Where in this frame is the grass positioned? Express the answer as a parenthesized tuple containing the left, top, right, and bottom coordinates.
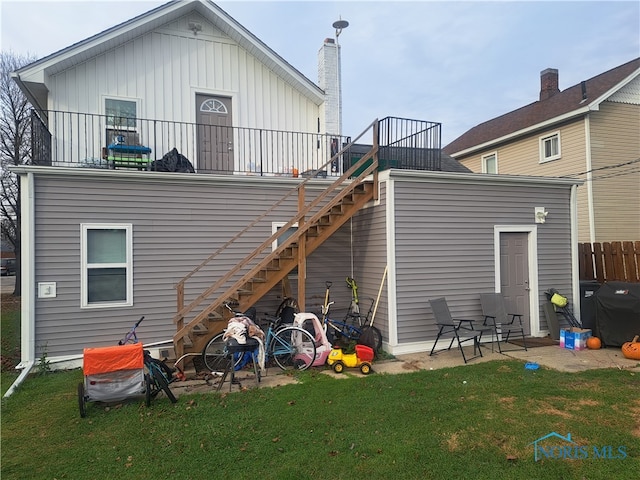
(1, 297, 639, 479)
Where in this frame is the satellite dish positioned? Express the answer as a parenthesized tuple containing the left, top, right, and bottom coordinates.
(332, 19, 349, 30)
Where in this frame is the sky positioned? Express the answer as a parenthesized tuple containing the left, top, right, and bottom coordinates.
(1, 0, 638, 146)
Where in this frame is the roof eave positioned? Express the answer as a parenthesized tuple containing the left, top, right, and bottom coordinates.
(13, 0, 325, 105)
(450, 66, 640, 158)
(449, 106, 591, 158)
(387, 168, 583, 188)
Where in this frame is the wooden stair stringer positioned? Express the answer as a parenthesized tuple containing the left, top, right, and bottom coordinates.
(174, 180, 375, 352)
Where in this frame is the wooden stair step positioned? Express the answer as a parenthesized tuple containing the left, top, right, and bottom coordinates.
(191, 323, 210, 335)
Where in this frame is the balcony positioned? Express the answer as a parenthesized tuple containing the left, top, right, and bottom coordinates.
(31, 110, 442, 176)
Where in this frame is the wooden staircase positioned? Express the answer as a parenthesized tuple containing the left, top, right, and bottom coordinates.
(172, 122, 380, 360)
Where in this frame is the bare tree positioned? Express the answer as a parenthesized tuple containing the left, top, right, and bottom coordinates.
(1, 51, 36, 296)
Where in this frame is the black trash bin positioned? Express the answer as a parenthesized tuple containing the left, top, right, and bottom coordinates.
(580, 280, 601, 333)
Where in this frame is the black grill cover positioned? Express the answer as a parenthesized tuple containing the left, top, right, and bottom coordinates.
(594, 282, 640, 347)
(149, 148, 195, 173)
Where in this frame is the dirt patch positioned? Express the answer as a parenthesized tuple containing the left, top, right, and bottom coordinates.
(401, 360, 423, 371)
(444, 432, 461, 452)
(1, 293, 21, 310)
(630, 399, 640, 438)
(530, 399, 574, 419)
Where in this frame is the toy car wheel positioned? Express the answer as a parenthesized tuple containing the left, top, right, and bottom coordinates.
(77, 382, 86, 418)
(360, 363, 372, 375)
(333, 361, 345, 374)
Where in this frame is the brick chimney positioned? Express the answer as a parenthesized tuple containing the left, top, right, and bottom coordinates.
(540, 68, 559, 101)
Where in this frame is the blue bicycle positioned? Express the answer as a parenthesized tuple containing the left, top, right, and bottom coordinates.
(202, 303, 317, 373)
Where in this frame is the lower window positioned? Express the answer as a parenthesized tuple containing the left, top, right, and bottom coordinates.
(81, 224, 133, 308)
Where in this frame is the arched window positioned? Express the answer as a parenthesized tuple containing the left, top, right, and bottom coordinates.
(200, 99, 228, 114)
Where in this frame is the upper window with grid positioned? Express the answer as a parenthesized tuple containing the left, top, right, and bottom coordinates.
(539, 132, 561, 163)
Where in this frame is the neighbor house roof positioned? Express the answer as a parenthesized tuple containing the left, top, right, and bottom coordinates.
(444, 58, 640, 157)
(12, 0, 325, 111)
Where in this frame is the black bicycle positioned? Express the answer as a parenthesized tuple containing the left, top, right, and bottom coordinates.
(119, 316, 177, 405)
(321, 281, 382, 352)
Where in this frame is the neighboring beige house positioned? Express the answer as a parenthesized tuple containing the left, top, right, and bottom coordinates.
(444, 58, 640, 243)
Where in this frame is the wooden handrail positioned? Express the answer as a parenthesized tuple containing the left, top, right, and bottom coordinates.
(173, 154, 379, 340)
(172, 121, 380, 341)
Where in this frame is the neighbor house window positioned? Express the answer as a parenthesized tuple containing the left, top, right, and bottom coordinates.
(539, 132, 561, 163)
(81, 224, 133, 308)
(105, 98, 138, 129)
(482, 152, 498, 173)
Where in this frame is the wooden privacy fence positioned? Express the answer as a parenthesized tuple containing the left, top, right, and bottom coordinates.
(578, 241, 640, 283)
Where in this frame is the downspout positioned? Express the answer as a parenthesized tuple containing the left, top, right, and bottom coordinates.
(570, 183, 581, 322)
(4, 172, 36, 397)
(385, 177, 397, 350)
(584, 115, 596, 243)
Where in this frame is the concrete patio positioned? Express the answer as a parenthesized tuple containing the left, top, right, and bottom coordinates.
(170, 342, 640, 397)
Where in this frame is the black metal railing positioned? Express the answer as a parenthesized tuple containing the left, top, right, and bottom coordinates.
(342, 116, 442, 174)
(30, 111, 442, 175)
(30, 110, 350, 176)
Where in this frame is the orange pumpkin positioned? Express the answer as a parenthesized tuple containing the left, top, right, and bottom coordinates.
(621, 335, 640, 360)
(586, 336, 602, 350)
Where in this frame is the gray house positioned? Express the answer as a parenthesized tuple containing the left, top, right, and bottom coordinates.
(9, 0, 581, 372)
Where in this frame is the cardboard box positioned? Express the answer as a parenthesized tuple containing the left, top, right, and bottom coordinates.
(560, 327, 592, 350)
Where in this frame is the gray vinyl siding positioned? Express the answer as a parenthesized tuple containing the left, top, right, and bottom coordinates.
(31, 171, 348, 357)
(351, 182, 389, 340)
(26, 167, 578, 359)
(390, 172, 575, 345)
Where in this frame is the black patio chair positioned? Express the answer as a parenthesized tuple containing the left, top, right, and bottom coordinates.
(429, 297, 485, 364)
(479, 293, 528, 353)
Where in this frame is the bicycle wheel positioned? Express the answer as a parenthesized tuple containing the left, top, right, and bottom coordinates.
(144, 374, 152, 407)
(149, 360, 178, 403)
(358, 325, 383, 353)
(202, 332, 247, 372)
(77, 382, 86, 418)
(270, 326, 317, 371)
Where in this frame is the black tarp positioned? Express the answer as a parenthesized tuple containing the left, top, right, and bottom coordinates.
(148, 148, 195, 173)
(594, 282, 640, 347)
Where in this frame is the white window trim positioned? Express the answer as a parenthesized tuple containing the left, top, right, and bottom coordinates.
(539, 131, 561, 163)
(272, 221, 298, 278)
(272, 222, 298, 251)
(81, 223, 133, 309)
(481, 152, 498, 173)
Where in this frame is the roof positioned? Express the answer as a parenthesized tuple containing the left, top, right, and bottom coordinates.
(441, 152, 472, 173)
(444, 58, 640, 156)
(13, 0, 324, 110)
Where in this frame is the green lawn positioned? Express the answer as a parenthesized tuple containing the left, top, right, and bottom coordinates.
(1, 297, 639, 479)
